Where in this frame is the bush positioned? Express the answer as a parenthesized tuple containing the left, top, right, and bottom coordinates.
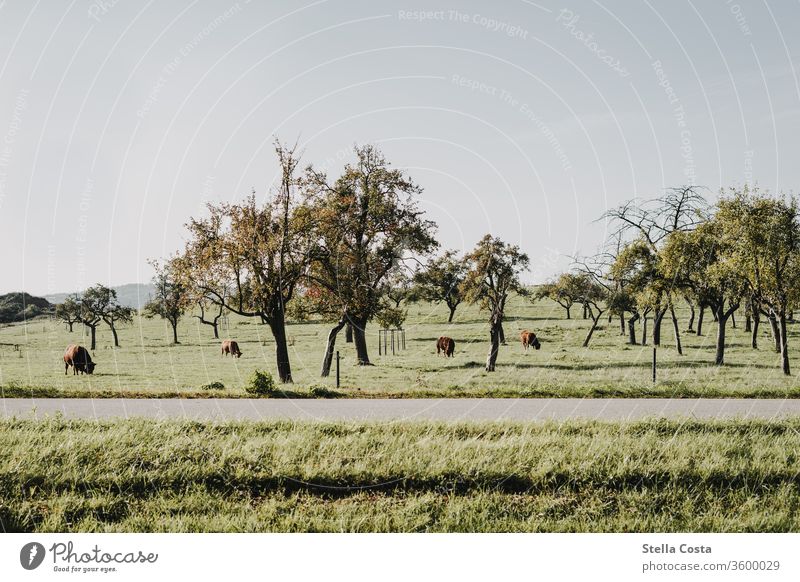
(200, 381, 225, 390)
(308, 384, 337, 398)
(245, 370, 276, 396)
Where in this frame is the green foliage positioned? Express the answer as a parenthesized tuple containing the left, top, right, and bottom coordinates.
(245, 369, 276, 396)
(0, 293, 53, 323)
(200, 381, 225, 390)
(462, 235, 529, 319)
(375, 303, 407, 329)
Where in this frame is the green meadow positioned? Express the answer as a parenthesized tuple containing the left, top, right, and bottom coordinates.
(2, 417, 799, 532)
(1, 296, 799, 398)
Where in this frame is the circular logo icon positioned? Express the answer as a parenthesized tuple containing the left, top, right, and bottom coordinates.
(20, 542, 46, 570)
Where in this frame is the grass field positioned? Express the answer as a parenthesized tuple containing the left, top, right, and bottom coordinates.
(1, 296, 800, 398)
(1, 417, 799, 532)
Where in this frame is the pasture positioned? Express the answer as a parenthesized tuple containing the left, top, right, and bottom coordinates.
(1, 296, 800, 398)
(2, 417, 799, 532)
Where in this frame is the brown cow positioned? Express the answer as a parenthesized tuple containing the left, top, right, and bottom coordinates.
(221, 339, 243, 358)
(520, 330, 541, 351)
(436, 336, 455, 357)
(64, 344, 96, 375)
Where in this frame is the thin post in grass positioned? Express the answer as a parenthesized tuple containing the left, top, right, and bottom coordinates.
(378, 331, 382, 356)
(335, 350, 340, 388)
(652, 347, 657, 382)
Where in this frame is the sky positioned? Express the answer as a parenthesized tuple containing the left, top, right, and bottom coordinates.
(0, 0, 799, 295)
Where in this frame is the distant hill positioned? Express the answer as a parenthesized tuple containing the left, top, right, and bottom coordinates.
(0, 292, 54, 323)
(46, 283, 155, 311)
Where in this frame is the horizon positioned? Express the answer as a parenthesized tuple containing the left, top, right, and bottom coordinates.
(2, 0, 799, 295)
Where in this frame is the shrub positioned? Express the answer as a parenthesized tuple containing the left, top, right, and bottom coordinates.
(200, 381, 225, 390)
(308, 384, 337, 398)
(245, 370, 276, 396)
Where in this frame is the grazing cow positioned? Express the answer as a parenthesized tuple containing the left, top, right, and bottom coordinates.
(520, 330, 541, 351)
(221, 339, 243, 358)
(436, 336, 455, 357)
(64, 344, 96, 375)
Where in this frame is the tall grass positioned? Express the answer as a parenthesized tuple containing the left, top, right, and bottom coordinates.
(2, 417, 799, 532)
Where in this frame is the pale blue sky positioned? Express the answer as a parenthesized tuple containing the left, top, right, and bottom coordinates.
(1, 0, 798, 295)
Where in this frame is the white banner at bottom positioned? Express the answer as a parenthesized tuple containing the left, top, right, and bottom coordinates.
(1, 533, 798, 581)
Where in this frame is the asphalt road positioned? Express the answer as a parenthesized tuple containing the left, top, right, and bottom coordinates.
(2, 398, 800, 421)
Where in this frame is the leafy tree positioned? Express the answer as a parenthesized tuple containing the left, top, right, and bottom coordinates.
(194, 297, 225, 339)
(80, 284, 130, 350)
(411, 250, 467, 323)
(55, 294, 82, 332)
(144, 262, 189, 344)
(462, 235, 529, 371)
(716, 187, 800, 375)
(534, 272, 587, 320)
(661, 220, 746, 365)
(302, 144, 437, 375)
(175, 141, 313, 382)
(376, 302, 407, 330)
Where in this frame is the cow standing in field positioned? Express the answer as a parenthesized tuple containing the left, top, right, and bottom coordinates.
(221, 339, 243, 358)
(64, 344, 96, 375)
(436, 336, 455, 357)
(520, 330, 541, 351)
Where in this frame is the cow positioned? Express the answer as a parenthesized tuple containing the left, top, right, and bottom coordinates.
(64, 344, 96, 375)
(520, 330, 541, 351)
(221, 339, 243, 358)
(436, 336, 455, 357)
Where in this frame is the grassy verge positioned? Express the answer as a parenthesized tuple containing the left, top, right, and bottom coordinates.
(2, 418, 799, 532)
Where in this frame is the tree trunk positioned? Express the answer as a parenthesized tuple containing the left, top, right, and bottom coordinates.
(321, 317, 347, 377)
(779, 311, 791, 375)
(583, 304, 588, 319)
(751, 310, 760, 349)
(498, 323, 506, 345)
(745, 315, 752, 332)
(687, 302, 695, 332)
(345, 323, 353, 343)
(448, 304, 456, 323)
(566, 305, 571, 319)
(111, 325, 119, 348)
(619, 314, 625, 336)
(67, 322, 74, 332)
(486, 319, 501, 371)
(583, 310, 604, 347)
(627, 313, 639, 345)
(642, 315, 648, 346)
(212, 321, 219, 339)
(731, 311, 736, 328)
(89, 325, 97, 351)
(768, 312, 780, 353)
(714, 310, 728, 365)
(171, 321, 179, 345)
(269, 317, 293, 383)
(670, 305, 682, 355)
(653, 308, 667, 346)
(696, 305, 705, 336)
(352, 318, 371, 365)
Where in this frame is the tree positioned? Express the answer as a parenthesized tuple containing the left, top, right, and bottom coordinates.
(194, 297, 225, 339)
(79, 284, 127, 350)
(55, 295, 82, 332)
(302, 144, 438, 375)
(535, 272, 586, 319)
(462, 235, 529, 372)
(144, 262, 188, 344)
(383, 270, 413, 308)
(716, 188, 800, 375)
(411, 250, 467, 323)
(661, 220, 746, 365)
(175, 141, 313, 383)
